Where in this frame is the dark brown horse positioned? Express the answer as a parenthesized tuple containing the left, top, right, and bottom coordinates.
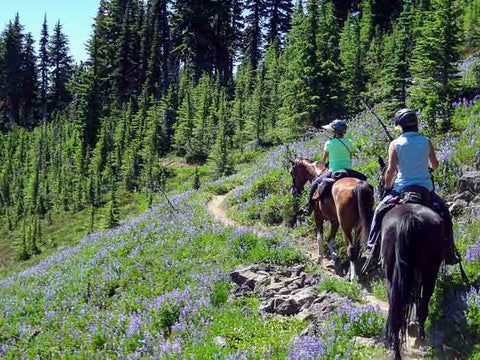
(288, 156, 374, 281)
(377, 158, 448, 360)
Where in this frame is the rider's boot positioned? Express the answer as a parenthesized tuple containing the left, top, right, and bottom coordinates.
(361, 240, 381, 274)
(297, 201, 313, 217)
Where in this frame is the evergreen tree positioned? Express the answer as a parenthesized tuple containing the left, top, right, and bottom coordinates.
(2, 15, 24, 127)
(264, 42, 282, 141)
(173, 71, 195, 158)
(265, 0, 294, 47)
(211, 91, 233, 176)
(231, 0, 245, 62)
(48, 21, 72, 113)
(39, 14, 49, 123)
(193, 166, 201, 189)
(383, 0, 415, 107)
(409, 0, 461, 131)
(317, 0, 343, 123)
(339, 12, 363, 117)
(243, 0, 266, 70)
(359, 0, 374, 54)
(231, 63, 253, 149)
(113, 1, 138, 105)
(464, 0, 480, 51)
(21, 33, 38, 127)
(106, 162, 120, 229)
(279, 1, 310, 139)
(249, 69, 267, 145)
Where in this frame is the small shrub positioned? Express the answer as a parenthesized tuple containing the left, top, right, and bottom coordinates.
(318, 277, 363, 302)
(211, 282, 230, 307)
(261, 196, 283, 225)
(282, 193, 299, 228)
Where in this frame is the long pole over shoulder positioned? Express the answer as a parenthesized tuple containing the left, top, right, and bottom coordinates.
(362, 100, 394, 142)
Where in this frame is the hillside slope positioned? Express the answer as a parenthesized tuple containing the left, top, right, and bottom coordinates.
(1, 101, 480, 359)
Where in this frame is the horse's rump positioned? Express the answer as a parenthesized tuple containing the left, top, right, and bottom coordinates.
(382, 204, 445, 351)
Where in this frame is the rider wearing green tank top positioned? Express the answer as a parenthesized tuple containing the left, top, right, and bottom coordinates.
(298, 120, 352, 216)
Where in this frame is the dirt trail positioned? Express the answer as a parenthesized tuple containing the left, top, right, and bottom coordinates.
(206, 193, 424, 359)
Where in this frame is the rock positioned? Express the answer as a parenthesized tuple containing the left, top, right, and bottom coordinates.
(241, 306, 253, 318)
(278, 287, 292, 295)
(230, 268, 269, 290)
(274, 297, 301, 315)
(472, 196, 480, 204)
(453, 191, 474, 203)
(471, 205, 480, 220)
(259, 298, 274, 314)
(287, 279, 304, 292)
(353, 336, 384, 347)
(458, 171, 480, 194)
(304, 274, 322, 286)
(214, 336, 227, 347)
(263, 281, 287, 297)
(290, 286, 318, 308)
(449, 199, 468, 217)
(234, 284, 253, 297)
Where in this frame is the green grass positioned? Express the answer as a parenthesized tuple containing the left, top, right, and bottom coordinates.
(318, 276, 364, 302)
(184, 297, 306, 358)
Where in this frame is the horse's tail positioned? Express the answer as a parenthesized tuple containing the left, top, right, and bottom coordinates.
(386, 211, 425, 348)
(354, 180, 374, 244)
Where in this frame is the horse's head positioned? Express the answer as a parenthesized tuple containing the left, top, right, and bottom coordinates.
(288, 156, 320, 196)
(378, 156, 387, 198)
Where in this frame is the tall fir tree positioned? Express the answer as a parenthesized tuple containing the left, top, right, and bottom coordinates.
(339, 12, 364, 117)
(317, 0, 343, 123)
(21, 33, 38, 127)
(2, 15, 24, 127)
(48, 21, 72, 114)
(265, 0, 294, 47)
(243, 0, 267, 70)
(39, 14, 49, 123)
(409, 0, 461, 131)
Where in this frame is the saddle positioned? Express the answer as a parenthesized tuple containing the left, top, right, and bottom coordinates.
(390, 185, 433, 208)
(316, 169, 368, 200)
(399, 185, 433, 207)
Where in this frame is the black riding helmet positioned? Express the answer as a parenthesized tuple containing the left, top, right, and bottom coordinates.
(394, 108, 418, 128)
(322, 120, 348, 134)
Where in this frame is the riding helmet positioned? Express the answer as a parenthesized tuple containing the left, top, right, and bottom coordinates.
(394, 108, 418, 128)
(322, 120, 348, 133)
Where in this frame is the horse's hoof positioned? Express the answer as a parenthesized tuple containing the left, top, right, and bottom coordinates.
(408, 321, 419, 338)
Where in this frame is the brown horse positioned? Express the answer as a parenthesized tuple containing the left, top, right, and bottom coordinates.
(288, 156, 374, 281)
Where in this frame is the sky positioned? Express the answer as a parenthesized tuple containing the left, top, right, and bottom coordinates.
(1, 0, 100, 63)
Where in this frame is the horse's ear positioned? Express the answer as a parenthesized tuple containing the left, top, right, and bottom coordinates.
(378, 156, 386, 169)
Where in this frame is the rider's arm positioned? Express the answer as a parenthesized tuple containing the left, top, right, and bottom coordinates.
(385, 141, 398, 190)
(322, 151, 329, 164)
(428, 140, 439, 171)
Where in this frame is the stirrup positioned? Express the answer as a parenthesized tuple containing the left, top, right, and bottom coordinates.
(297, 204, 312, 218)
(361, 246, 380, 275)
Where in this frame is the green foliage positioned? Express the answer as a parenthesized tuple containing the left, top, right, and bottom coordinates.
(210, 282, 230, 307)
(409, 0, 461, 132)
(318, 277, 364, 301)
(193, 167, 201, 190)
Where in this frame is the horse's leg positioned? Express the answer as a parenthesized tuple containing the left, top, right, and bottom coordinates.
(343, 228, 358, 282)
(417, 267, 440, 339)
(327, 220, 339, 263)
(313, 209, 324, 265)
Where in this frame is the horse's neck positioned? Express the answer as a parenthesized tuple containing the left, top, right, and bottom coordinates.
(305, 163, 320, 181)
